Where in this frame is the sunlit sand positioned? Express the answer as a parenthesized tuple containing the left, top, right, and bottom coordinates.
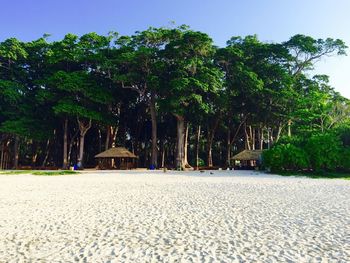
(0, 170, 349, 262)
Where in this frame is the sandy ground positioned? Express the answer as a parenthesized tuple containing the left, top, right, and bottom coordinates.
(0, 170, 349, 263)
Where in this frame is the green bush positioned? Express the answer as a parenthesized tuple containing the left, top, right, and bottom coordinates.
(263, 130, 350, 173)
(335, 124, 350, 147)
(263, 143, 309, 172)
(342, 147, 350, 170)
(305, 133, 342, 171)
(197, 158, 205, 167)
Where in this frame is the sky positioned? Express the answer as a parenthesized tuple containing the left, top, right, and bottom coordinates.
(1, 0, 349, 98)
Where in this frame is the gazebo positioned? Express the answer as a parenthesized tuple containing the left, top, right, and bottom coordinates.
(95, 147, 138, 169)
(232, 150, 263, 169)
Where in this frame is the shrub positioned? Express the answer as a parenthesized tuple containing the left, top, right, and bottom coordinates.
(341, 147, 350, 170)
(263, 143, 309, 172)
(335, 124, 350, 147)
(305, 133, 342, 171)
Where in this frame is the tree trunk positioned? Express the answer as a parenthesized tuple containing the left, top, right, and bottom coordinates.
(68, 129, 79, 166)
(183, 122, 191, 168)
(207, 118, 220, 168)
(150, 92, 158, 168)
(78, 135, 85, 167)
(0, 141, 4, 170)
(111, 126, 118, 147)
(260, 128, 264, 150)
(161, 141, 166, 168)
(226, 128, 231, 168)
(267, 128, 272, 149)
(41, 138, 51, 167)
(175, 114, 185, 170)
(276, 125, 283, 142)
(98, 128, 102, 153)
(62, 118, 68, 169)
(13, 135, 19, 169)
(207, 147, 213, 167)
(252, 127, 256, 150)
(245, 124, 251, 150)
(77, 118, 92, 168)
(288, 120, 292, 137)
(105, 125, 111, 150)
(31, 141, 38, 167)
(195, 125, 201, 170)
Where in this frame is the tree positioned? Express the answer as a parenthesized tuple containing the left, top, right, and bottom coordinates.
(284, 34, 347, 76)
(161, 30, 223, 169)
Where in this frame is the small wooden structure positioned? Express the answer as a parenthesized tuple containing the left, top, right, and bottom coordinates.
(95, 147, 138, 170)
(232, 150, 263, 169)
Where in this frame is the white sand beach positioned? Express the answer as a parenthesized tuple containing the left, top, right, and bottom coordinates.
(0, 170, 349, 262)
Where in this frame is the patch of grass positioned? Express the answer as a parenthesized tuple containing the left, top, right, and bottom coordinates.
(0, 170, 32, 175)
(32, 171, 78, 176)
(0, 170, 78, 176)
(277, 170, 350, 180)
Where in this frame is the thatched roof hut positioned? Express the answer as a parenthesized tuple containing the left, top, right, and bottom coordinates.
(232, 150, 263, 161)
(232, 150, 263, 169)
(95, 147, 137, 158)
(95, 147, 137, 169)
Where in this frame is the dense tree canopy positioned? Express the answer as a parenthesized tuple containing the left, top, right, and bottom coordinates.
(0, 26, 348, 172)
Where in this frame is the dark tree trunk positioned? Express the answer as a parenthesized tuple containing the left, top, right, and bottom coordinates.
(195, 125, 201, 170)
(161, 141, 166, 168)
(31, 141, 38, 167)
(98, 128, 102, 153)
(207, 118, 220, 167)
(62, 118, 68, 169)
(68, 129, 79, 166)
(13, 135, 19, 169)
(77, 118, 92, 168)
(226, 128, 231, 168)
(150, 92, 158, 168)
(0, 141, 4, 170)
(41, 138, 51, 167)
(207, 144, 213, 167)
(175, 114, 185, 170)
(105, 125, 111, 150)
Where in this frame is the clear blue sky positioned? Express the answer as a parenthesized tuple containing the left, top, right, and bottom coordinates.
(1, 0, 349, 98)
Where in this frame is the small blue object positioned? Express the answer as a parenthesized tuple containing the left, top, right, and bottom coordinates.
(149, 164, 155, 170)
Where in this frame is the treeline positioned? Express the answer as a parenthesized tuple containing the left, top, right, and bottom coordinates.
(0, 25, 349, 170)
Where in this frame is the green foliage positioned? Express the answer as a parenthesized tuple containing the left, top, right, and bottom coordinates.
(0, 38, 28, 62)
(0, 118, 52, 140)
(0, 80, 23, 103)
(263, 143, 309, 172)
(284, 34, 347, 74)
(197, 158, 205, 167)
(305, 133, 342, 171)
(342, 148, 350, 170)
(264, 132, 348, 173)
(160, 30, 224, 119)
(53, 98, 106, 122)
(0, 29, 349, 170)
(334, 123, 350, 147)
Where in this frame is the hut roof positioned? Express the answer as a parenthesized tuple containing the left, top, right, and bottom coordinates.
(231, 150, 263, 161)
(95, 147, 137, 158)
